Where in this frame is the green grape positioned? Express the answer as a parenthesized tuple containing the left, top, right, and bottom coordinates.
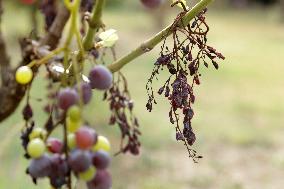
(79, 166, 96, 181)
(27, 138, 46, 158)
(92, 136, 111, 152)
(67, 133, 76, 149)
(29, 127, 47, 140)
(67, 105, 81, 122)
(15, 66, 33, 84)
(66, 117, 81, 133)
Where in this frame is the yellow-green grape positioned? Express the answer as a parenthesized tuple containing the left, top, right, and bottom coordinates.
(78, 166, 96, 181)
(67, 105, 81, 122)
(15, 66, 33, 84)
(27, 138, 46, 158)
(67, 133, 76, 149)
(66, 117, 81, 133)
(29, 127, 47, 140)
(92, 136, 111, 152)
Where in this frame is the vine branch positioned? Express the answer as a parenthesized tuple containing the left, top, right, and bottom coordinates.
(108, 0, 213, 73)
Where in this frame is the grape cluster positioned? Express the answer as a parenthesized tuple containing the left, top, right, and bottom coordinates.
(18, 65, 113, 189)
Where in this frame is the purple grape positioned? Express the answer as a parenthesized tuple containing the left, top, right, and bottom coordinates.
(49, 154, 68, 177)
(57, 88, 79, 110)
(28, 154, 51, 178)
(140, 0, 162, 9)
(76, 82, 93, 104)
(87, 170, 112, 189)
(68, 149, 92, 173)
(89, 65, 113, 90)
(92, 150, 111, 170)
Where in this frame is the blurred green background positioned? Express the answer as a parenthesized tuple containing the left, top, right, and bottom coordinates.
(0, 0, 284, 189)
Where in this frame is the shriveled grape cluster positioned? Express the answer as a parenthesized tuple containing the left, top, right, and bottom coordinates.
(146, 6, 225, 161)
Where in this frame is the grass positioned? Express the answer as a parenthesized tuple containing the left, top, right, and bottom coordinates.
(1, 2, 284, 189)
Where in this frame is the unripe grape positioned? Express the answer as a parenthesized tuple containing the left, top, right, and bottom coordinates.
(92, 150, 111, 170)
(92, 136, 111, 152)
(29, 127, 47, 140)
(79, 166, 96, 181)
(47, 138, 63, 154)
(75, 127, 97, 150)
(87, 170, 112, 189)
(27, 138, 46, 158)
(66, 117, 81, 133)
(67, 105, 81, 122)
(15, 66, 33, 84)
(57, 88, 79, 110)
(89, 65, 113, 90)
(28, 154, 51, 178)
(68, 149, 92, 173)
(140, 0, 162, 9)
(67, 133, 76, 149)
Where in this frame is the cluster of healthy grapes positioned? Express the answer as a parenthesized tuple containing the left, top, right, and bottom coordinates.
(16, 64, 113, 189)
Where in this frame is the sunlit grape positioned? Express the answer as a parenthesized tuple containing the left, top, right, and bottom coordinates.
(66, 117, 81, 133)
(27, 138, 46, 158)
(29, 127, 47, 140)
(78, 166, 96, 181)
(88, 65, 113, 90)
(67, 133, 76, 149)
(15, 66, 33, 84)
(67, 105, 81, 122)
(92, 136, 110, 152)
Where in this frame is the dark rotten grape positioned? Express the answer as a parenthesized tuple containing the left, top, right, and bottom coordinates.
(57, 88, 79, 110)
(87, 170, 112, 189)
(28, 154, 51, 178)
(68, 149, 92, 173)
(92, 150, 111, 170)
(89, 65, 113, 90)
(140, 0, 162, 9)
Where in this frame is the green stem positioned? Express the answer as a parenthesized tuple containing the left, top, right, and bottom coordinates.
(108, 0, 213, 73)
(83, 0, 105, 50)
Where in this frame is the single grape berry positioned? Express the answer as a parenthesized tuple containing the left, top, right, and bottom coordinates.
(47, 138, 63, 154)
(66, 117, 81, 133)
(57, 88, 79, 110)
(87, 170, 112, 189)
(92, 150, 111, 170)
(27, 138, 46, 158)
(92, 136, 111, 152)
(79, 166, 96, 181)
(75, 127, 97, 150)
(67, 133, 76, 149)
(89, 65, 113, 90)
(29, 127, 47, 140)
(67, 105, 81, 122)
(28, 154, 51, 178)
(15, 66, 33, 84)
(68, 149, 92, 173)
(76, 82, 93, 104)
(140, 0, 162, 9)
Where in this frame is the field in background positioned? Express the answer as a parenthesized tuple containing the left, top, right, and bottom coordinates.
(0, 2, 284, 189)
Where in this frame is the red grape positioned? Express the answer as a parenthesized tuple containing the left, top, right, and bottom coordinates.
(89, 65, 113, 90)
(47, 138, 63, 154)
(57, 88, 79, 110)
(140, 0, 162, 9)
(76, 82, 93, 104)
(28, 154, 51, 178)
(87, 170, 112, 189)
(92, 150, 111, 170)
(68, 149, 92, 173)
(75, 127, 97, 150)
